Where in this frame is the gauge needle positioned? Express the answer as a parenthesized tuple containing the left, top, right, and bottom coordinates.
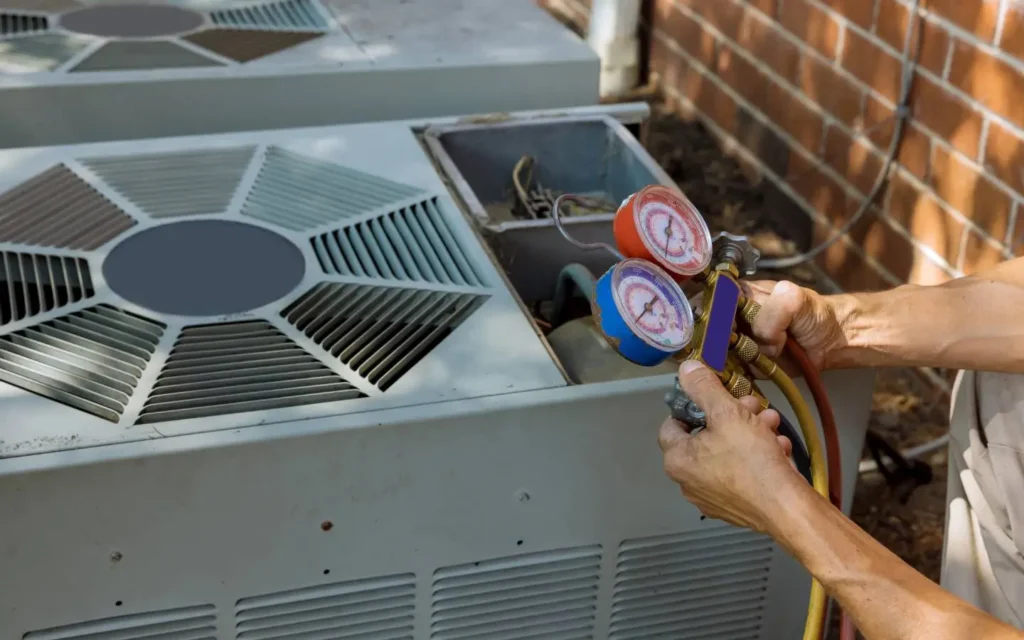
(662, 222, 673, 256)
(636, 298, 655, 322)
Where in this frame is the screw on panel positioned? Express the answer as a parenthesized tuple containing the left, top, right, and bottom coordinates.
(110, 551, 123, 562)
(515, 490, 530, 502)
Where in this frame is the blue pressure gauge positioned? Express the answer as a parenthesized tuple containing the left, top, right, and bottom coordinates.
(592, 258, 695, 366)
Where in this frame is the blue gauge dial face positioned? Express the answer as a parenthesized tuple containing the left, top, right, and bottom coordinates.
(611, 259, 694, 351)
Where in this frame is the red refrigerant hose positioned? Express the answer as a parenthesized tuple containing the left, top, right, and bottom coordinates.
(783, 337, 857, 640)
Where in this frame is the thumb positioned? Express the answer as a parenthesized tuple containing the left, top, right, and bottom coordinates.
(677, 360, 737, 421)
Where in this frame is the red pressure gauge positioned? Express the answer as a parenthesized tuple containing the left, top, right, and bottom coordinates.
(612, 185, 713, 281)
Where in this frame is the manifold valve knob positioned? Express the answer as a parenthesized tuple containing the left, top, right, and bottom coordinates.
(734, 334, 760, 362)
(712, 232, 761, 276)
(728, 373, 753, 399)
(742, 300, 761, 326)
(665, 376, 707, 432)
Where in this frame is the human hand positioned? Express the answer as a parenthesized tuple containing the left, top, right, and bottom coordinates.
(739, 280, 847, 370)
(658, 360, 803, 534)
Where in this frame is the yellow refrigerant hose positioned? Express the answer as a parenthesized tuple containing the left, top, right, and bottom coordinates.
(752, 354, 829, 640)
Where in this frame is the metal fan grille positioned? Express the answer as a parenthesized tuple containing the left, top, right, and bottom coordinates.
(0, 305, 163, 423)
(284, 283, 487, 391)
(0, 12, 47, 36)
(0, 250, 93, 326)
(244, 147, 424, 231)
(210, 0, 327, 30)
(137, 321, 365, 424)
(184, 28, 323, 63)
(312, 198, 484, 286)
(235, 574, 416, 639)
(431, 546, 602, 640)
(23, 604, 217, 640)
(0, 165, 135, 250)
(81, 147, 255, 218)
(610, 528, 773, 639)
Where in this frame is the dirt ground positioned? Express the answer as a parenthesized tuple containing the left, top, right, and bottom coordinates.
(642, 104, 952, 589)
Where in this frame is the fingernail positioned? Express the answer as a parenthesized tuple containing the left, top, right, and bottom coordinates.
(679, 360, 703, 376)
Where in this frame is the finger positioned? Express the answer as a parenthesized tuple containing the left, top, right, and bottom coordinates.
(757, 407, 781, 432)
(658, 417, 689, 452)
(777, 435, 793, 458)
(677, 360, 741, 423)
(751, 281, 805, 345)
(738, 280, 775, 304)
(737, 395, 764, 414)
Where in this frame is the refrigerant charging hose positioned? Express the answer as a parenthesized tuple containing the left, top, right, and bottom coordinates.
(751, 353, 829, 640)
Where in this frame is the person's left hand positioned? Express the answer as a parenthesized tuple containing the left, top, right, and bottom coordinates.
(658, 360, 803, 534)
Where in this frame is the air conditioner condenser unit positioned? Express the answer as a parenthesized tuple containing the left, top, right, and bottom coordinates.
(0, 0, 598, 147)
(0, 107, 874, 640)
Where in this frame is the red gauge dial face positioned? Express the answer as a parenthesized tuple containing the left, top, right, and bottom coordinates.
(634, 189, 712, 275)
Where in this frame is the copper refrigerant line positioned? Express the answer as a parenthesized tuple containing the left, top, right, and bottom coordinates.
(511, 155, 616, 220)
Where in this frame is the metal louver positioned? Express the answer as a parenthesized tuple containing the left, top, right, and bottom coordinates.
(0, 305, 163, 423)
(243, 146, 424, 231)
(137, 321, 365, 424)
(284, 283, 487, 391)
(0, 12, 47, 36)
(210, 0, 328, 30)
(609, 528, 773, 639)
(312, 198, 484, 286)
(0, 165, 135, 250)
(431, 546, 602, 640)
(81, 147, 255, 218)
(23, 604, 217, 640)
(0, 250, 93, 325)
(235, 573, 416, 639)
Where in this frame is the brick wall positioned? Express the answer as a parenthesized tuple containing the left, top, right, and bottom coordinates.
(541, 0, 1024, 292)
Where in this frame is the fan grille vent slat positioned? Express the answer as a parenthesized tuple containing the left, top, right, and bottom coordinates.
(284, 283, 486, 391)
(431, 546, 601, 640)
(184, 29, 323, 64)
(0, 13, 48, 37)
(210, 0, 327, 30)
(608, 527, 774, 640)
(242, 147, 424, 232)
(235, 574, 416, 640)
(0, 33, 92, 72)
(81, 148, 254, 218)
(137, 320, 364, 424)
(23, 604, 216, 640)
(0, 165, 135, 250)
(0, 305, 163, 423)
(0, 250, 93, 326)
(312, 199, 484, 287)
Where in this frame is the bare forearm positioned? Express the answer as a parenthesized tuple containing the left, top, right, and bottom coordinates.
(825, 258, 1024, 372)
(767, 477, 1024, 640)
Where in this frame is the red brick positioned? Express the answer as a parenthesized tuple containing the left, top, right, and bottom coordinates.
(787, 152, 857, 223)
(999, 2, 1024, 61)
(820, 0, 875, 28)
(694, 73, 740, 133)
(761, 82, 825, 152)
(687, 0, 745, 40)
(812, 222, 895, 291)
(1013, 207, 1024, 255)
(735, 8, 800, 79)
(875, 1, 949, 75)
(929, 145, 1012, 241)
(822, 125, 885, 195)
(926, 0, 1001, 42)
(862, 95, 933, 179)
(780, 0, 842, 59)
(886, 172, 964, 265)
(984, 121, 1024, 196)
(795, 53, 864, 125)
(949, 40, 1024, 128)
(745, 0, 779, 17)
(715, 45, 767, 104)
(960, 228, 1007, 273)
(651, 0, 719, 68)
(909, 73, 984, 158)
(841, 28, 904, 102)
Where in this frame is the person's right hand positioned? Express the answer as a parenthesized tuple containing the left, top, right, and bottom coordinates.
(739, 280, 848, 370)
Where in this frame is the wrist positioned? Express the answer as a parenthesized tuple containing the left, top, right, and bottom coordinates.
(821, 291, 877, 369)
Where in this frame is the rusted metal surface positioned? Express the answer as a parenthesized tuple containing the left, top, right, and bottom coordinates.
(185, 28, 324, 63)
